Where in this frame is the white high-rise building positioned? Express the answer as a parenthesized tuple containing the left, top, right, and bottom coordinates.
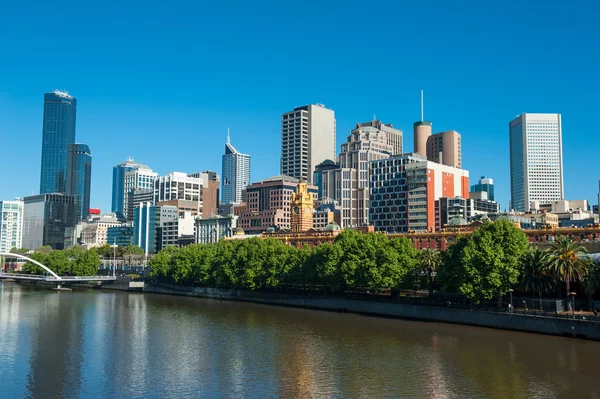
(509, 113, 563, 212)
(221, 134, 250, 205)
(123, 164, 158, 221)
(281, 104, 336, 184)
(0, 200, 24, 252)
(154, 172, 203, 212)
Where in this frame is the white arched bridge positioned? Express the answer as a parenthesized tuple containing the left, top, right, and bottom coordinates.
(0, 252, 116, 285)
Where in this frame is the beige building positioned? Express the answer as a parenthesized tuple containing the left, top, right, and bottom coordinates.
(281, 104, 336, 184)
(426, 130, 462, 168)
(81, 214, 122, 248)
(413, 121, 432, 156)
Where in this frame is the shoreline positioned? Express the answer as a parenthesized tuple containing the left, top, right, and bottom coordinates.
(117, 281, 600, 341)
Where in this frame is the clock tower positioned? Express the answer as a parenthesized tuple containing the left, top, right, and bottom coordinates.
(290, 182, 314, 232)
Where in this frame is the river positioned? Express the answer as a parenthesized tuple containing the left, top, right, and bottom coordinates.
(1, 283, 599, 398)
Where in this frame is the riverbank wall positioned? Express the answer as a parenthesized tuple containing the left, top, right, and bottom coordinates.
(134, 283, 600, 341)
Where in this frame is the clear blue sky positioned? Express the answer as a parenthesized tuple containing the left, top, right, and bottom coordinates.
(1, 0, 598, 212)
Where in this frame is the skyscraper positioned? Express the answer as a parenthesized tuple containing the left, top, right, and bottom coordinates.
(281, 104, 336, 184)
(112, 158, 139, 218)
(318, 121, 393, 227)
(221, 133, 250, 205)
(40, 91, 77, 194)
(22, 193, 77, 250)
(66, 144, 92, 221)
(0, 200, 24, 252)
(426, 130, 462, 168)
(509, 113, 563, 212)
(123, 164, 157, 221)
(470, 176, 495, 201)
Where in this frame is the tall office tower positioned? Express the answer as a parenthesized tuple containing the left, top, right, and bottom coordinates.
(0, 200, 24, 252)
(509, 113, 563, 212)
(154, 172, 202, 213)
(123, 164, 157, 221)
(112, 158, 139, 217)
(470, 176, 495, 201)
(281, 104, 336, 184)
(22, 193, 77, 250)
(66, 144, 92, 221)
(356, 120, 403, 155)
(318, 122, 393, 227)
(426, 130, 462, 168)
(221, 133, 250, 205)
(133, 203, 178, 256)
(189, 171, 220, 218)
(40, 91, 77, 194)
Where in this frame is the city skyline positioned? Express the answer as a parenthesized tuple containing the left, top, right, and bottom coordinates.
(1, 1, 598, 212)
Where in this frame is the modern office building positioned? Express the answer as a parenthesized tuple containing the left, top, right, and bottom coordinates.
(66, 143, 92, 221)
(0, 200, 24, 252)
(111, 158, 140, 218)
(128, 189, 154, 221)
(188, 171, 220, 218)
(318, 122, 393, 227)
(509, 113, 563, 212)
(123, 164, 157, 221)
(313, 159, 338, 199)
(195, 215, 238, 244)
(369, 154, 469, 233)
(154, 172, 202, 207)
(40, 91, 77, 194)
(222, 134, 250, 205)
(354, 120, 403, 155)
(470, 176, 495, 201)
(281, 104, 336, 184)
(413, 121, 432, 156)
(435, 197, 469, 230)
(22, 193, 77, 250)
(237, 176, 318, 235)
(107, 226, 134, 247)
(426, 130, 462, 168)
(161, 212, 196, 248)
(133, 203, 178, 255)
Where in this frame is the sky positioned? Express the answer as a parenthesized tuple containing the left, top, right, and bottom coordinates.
(1, 0, 598, 213)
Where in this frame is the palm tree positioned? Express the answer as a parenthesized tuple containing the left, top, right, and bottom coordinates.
(520, 247, 554, 309)
(547, 236, 590, 310)
(419, 248, 441, 297)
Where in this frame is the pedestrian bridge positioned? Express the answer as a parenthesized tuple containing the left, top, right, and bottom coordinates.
(0, 252, 116, 284)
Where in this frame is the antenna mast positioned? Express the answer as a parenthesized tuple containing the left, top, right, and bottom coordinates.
(227, 127, 230, 144)
(420, 90, 424, 122)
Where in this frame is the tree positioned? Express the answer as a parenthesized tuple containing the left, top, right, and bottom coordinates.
(438, 220, 529, 304)
(419, 248, 441, 297)
(583, 260, 600, 311)
(547, 236, 590, 310)
(71, 250, 101, 276)
(21, 252, 48, 274)
(519, 247, 554, 309)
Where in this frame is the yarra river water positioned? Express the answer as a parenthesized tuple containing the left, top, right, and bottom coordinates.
(1, 283, 600, 398)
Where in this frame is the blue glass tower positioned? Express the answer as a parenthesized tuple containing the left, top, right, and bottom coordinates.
(221, 132, 250, 205)
(66, 143, 92, 221)
(112, 159, 140, 218)
(40, 91, 77, 194)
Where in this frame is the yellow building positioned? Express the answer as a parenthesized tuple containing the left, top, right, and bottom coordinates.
(290, 182, 314, 232)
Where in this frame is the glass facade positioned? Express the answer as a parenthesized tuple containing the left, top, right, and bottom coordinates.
(222, 141, 250, 205)
(66, 144, 92, 221)
(23, 194, 77, 250)
(470, 177, 495, 201)
(107, 226, 134, 247)
(0, 200, 24, 252)
(111, 160, 139, 218)
(40, 91, 77, 194)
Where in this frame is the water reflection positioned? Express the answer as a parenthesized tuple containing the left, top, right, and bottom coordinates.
(1, 283, 599, 398)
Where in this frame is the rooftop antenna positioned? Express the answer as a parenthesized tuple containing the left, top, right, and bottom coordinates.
(420, 90, 424, 122)
(227, 127, 230, 144)
(373, 114, 376, 121)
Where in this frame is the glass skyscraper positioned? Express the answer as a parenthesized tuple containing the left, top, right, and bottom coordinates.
(40, 91, 77, 194)
(470, 176, 495, 201)
(112, 158, 140, 218)
(221, 134, 250, 205)
(66, 143, 92, 221)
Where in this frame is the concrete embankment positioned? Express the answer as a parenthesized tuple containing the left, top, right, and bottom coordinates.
(106, 282, 600, 341)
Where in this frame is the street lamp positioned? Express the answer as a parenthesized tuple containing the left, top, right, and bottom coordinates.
(111, 239, 117, 278)
(570, 292, 577, 315)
